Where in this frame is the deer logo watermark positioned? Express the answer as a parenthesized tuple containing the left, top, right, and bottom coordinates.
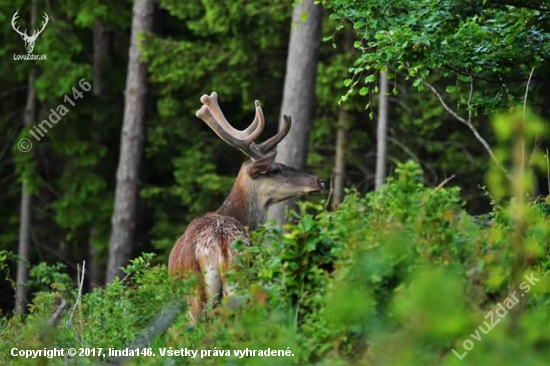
(11, 10, 48, 60)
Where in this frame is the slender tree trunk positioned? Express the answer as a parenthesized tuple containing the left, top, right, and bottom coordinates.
(106, 0, 154, 282)
(332, 32, 354, 208)
(268, 0, 323, 224)
(375, 70, 389, 190)
(15, 3, 37, 315)
(332, 109, 351, 208)
(88, 20, 109, 287)
(16, 187, 32, 315)
(88, 227, 100, 286)
(93, 20, 108, 97)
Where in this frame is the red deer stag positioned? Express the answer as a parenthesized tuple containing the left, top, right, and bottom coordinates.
(169, 92, 324, 321)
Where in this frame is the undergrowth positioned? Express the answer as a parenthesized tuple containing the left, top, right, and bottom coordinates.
(1, 161, 549, 365)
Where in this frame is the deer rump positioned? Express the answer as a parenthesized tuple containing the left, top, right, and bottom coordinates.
(168, 213, 249, 315)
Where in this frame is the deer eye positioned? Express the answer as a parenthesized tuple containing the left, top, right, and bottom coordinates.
(271, 167, 281, 174)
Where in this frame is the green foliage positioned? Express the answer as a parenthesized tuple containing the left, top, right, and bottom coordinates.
(324, 0, 548, 112)
(321, 0, 550, 210)
(1, 1, 549, 364)
(2, 161, 548, 364)
(29, 263, 72, 295)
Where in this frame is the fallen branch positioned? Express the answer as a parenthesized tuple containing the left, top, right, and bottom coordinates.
(49, 299, 67, 327)
(110, 301, 183, 365)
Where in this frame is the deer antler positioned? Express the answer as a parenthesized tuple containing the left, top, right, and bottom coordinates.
(196, 92, 291, 161)
(11, 11, 28, 38)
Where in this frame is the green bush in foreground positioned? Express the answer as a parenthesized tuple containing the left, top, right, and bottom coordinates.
(1, 161, 549, 365)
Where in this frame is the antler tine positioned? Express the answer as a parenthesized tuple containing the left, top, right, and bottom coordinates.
(257, 115, 292, 154)
(244, 100, 265, 143)
(195, 92, 294, 161)
(196, 93, 265, 160)
(196, 104, 246, 153)
(11, 11, 28, 37)
(200, 92, 264, 140)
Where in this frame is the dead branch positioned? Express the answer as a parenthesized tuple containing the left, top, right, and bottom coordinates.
(66, 261, 86, 330)
(326, 175, 334, 211)
(522, 67, 535, 171)
(435, 174, 456, 190)
(422, 80, 509, 178)
(546, 148, 550, 194)
(49, 299, 67, 327)
(110, 301, 183, 365)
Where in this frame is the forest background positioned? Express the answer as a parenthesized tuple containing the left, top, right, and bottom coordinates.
(0, 0, 549, 365)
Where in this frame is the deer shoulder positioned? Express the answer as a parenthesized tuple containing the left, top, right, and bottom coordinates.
(169, 213, 249, 279)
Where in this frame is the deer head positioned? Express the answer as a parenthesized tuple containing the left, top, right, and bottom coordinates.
(196, 92, 324, 227)
(12, 11, 49, 54)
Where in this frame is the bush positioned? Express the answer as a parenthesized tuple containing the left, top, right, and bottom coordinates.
(1, 161, 548, 365)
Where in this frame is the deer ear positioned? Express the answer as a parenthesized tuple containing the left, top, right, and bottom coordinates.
(246, 153, 276, 177)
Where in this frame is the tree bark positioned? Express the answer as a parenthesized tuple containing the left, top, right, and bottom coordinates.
(15, 3, 37, 315)
(268, 0, 323, 224)
(332, 109, 351, 208)
(332, 32, 354, 208)
(88, 20, 109, 287)
(15, 186, 32, 315)
(106, 0, 154, 282)
(375, 70, 389, 190)
(93, 20, 109, 96)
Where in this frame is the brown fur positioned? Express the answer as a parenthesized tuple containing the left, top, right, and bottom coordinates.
(168, 159, 322, 321)
(169, 93, 323, 321)
(168, 213, 248, 318)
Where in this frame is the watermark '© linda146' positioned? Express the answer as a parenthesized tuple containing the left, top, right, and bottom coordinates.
(452, 272, 541, 360)
(18, 79, 92, 153)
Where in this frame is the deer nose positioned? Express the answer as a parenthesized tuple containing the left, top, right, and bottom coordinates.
(318, 178, 325, 189)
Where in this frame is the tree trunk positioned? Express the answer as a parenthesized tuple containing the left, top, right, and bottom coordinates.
(15, 3, 37, 315)
(88, 20, 109, 287)
(93, 20, 108, 97)
(375, 70, 389, 190)
(15, 186, 32, 315)
(268, 0, 323, 224)
(332, 32, 354, 208)
(332, 109, 351, 208)
(106, 0, 154, 282)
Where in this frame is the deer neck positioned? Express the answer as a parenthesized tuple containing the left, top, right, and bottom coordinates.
(216, 175, 266, 231)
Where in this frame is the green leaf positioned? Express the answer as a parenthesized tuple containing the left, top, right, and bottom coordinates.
(445, 85, 456, 93)
(359, 87, 370, 96)
(365, 74, 376, 83)
(353, 20, 365, 29)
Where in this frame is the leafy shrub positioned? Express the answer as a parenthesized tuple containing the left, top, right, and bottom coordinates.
(1, 161, 548, 365)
